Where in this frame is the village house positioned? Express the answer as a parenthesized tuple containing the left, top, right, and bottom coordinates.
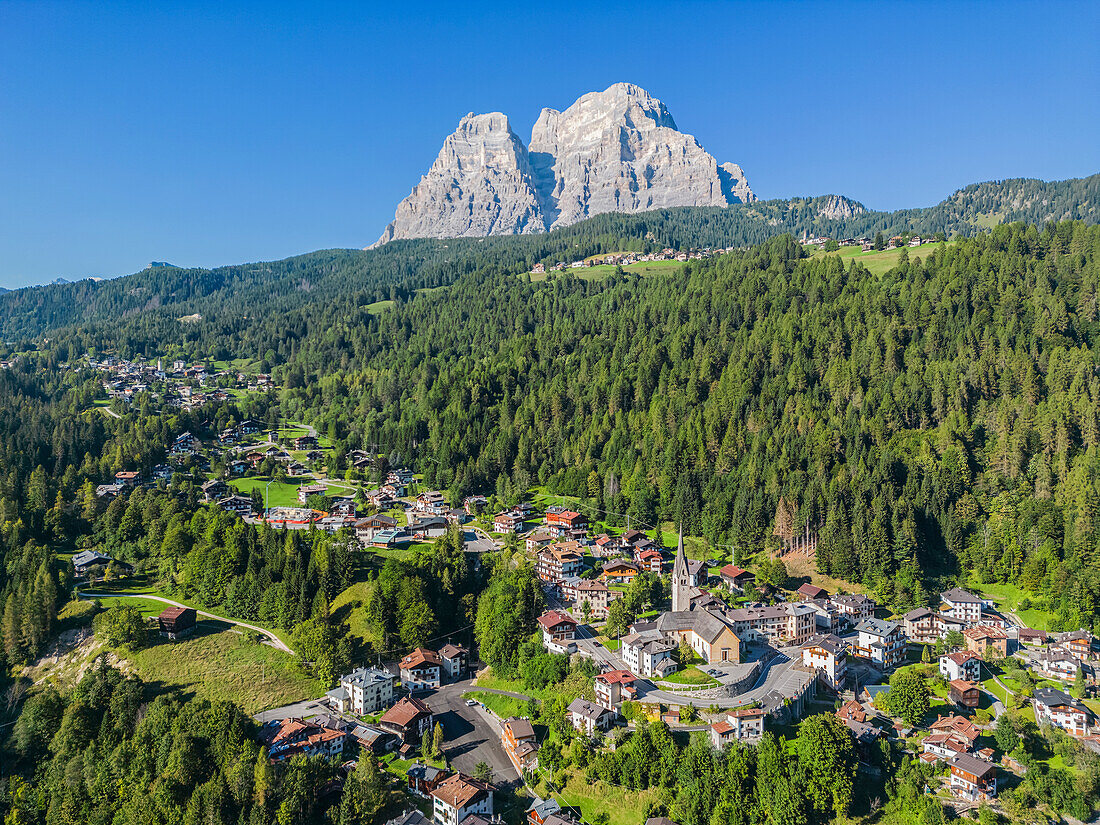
(545, 509, 588, 535)
(379, 696, 434, 749)
(524, 532, 554, 553)
(903, 607, 941, 644)
(72, 549, 117, 577)
(400, 648, 442, 692)
(260, 718, 347, 762)
(297, 483, 327, 505)
(829, 593, 877, 625)
(463, 495, 488, 516)
(535, 545, 583, 584)
(594, 670, 637, 709)
(1034, 687, 1095, 737)
(600, 559, 640, 585)
(1058, 630, 1098, 661)
(568, 579, 621, 619)
(355, 514, 398, 543)
(949, 680, 981, 709)
(725, 603, 816, 647)
(431, 774, 494, 825)
(711, 707, 766, 746)
(329, 666, 394, 715)
(115, 470, 141, 486)
(800, 633, 849, 690)
(939, 650, 981, 682)
(201, 479, 229, 502)
(218, 494, 253, 517)
(796, 583, 827, 601)
(634, 548, 665, 573)
(493, 511, 522, 534)
(1016, 627, 1048, 647)
(1034, 648, 1080, 681)
(854, 618, 906, 669)
(157, 606, 197, 639)
(502, 717, 539, 774)
(619, 627, 679, 678)
(407, 763, 448, 797)
(719, 565, 756, 592)
(439, 644, 469, 680)
(567, 698, 615, 734)
(949, 753, 998, 801)
(537, 610, 578, 654)
(963, 625, 1010, 658)
(940, 588, 985, 625)
(416, 491, 448, 515)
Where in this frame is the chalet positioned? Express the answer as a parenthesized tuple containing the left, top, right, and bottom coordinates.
(796, 583, 827, 601)
(260, 717, 347, 762)
(719, 565, 756, 592)
(924, 730, 974, 760)
(246, 451, 265, 468)
(930, 715, 980, 746)
(567, 698, 615, 734)
(1034, 687, 1095, 737)
(445, 508, 468, 525)
(949, 753, 998, 801)
(330, 666, 394, 715)
(493, 511, 522, 534)
(157, 606, 197, 639)
(599, 559, 640, 585)
(293, 435, 319, 450)
(537, 610, 578, 654)
(408, 516, 448, 538)
(939, 650, 981, 682)
(836, 700, 866, 723)
(1058, 630, 1098, 661)
(416, 491, 448, 515)
(368, 489, 396, 509)
(171, 432, 196, 454)
(1034, 649, 1080, 680)
(227, 459, 249, 475)
(682, 558, 707, 588)
(536, 545, 583, 584)
(903, 607, 940, 644)
(619, 628, 678, 678)
(355, 514, 398, 543)
(400, 648, 442, 692)
(152, 464, 173, 481)
(502, 717, 539, 773)
(527, 799, 582, 825)
(297, 483, 327, 505)
(407, 763, 448, 797)
(545, 510, 587, 533)
(635, 548, 664, 573)
(569, 580, 621, 619)
(463, 496, 488, 516)
(854, 618, 906, 669)
(219, 428, 238, 444)
(800, 633, 849, 690)
(721, 707, 766, 741)
(96, 483, 124, 498)
(430, 774, 494, 825)
(218, 495, 254, 517)
(379, 696, 434, 747)
(351, 725, 396, 754)
(115, 470, 141, 486)
(72, 550, 116, 576)
(963, 625, 1009, 658)
(949, 680, 981, 709)
(238, 419, 260, 434)
(940, 588, 984, 625)
(525, 532, 554, 553)
(594, 670, 637, 709)
(431, 644, 465, 680)
(1016, 627, 1048, 647)
(829, 593, 876, 624)
(286, 461, 309, 477)
(201, 479, 229, 502)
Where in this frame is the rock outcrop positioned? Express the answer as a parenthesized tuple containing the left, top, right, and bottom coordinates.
(374, 83, 754, 245)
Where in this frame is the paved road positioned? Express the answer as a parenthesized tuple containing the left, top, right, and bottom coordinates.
(101, 406, 122, 419)
(426, 678, 520, 788)
(79, 591, 294, 654)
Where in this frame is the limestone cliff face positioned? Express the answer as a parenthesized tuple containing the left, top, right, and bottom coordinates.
(373, 112, 546, 246)
(374, 83, 755, 245)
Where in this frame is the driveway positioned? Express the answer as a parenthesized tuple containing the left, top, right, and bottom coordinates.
(426, 677, 520, 788)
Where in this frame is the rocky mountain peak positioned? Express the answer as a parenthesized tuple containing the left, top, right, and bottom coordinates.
(374, 83, 755, 245)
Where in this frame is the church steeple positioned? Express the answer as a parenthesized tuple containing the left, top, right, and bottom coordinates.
(672, 524, 690, 612)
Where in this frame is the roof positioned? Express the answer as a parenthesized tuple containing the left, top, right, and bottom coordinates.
(802, 633, 846, 654)
(711, 721, 733, 735)
(596, 669, 636, 686)
(963, 625, 1008, 641)
(941, 588, 982, 604)
(567, 698, 610, 721)
(727, 707, 765, 718)
(949, 679, 979, 693)
(439, 643, 467, 659)
(385, 811, 432, 825)
(943, 650, 980, 665)
(720, 564, 754, 580)
(950, 753, 996, 779)
(856, 618, 900, 637)
(537, 610, 577, 631)
(904, 607, 935, 620)
(379, 696, 432, 728)
(158, 605, 194, 621)
(1035, 687, 1092, 714)
(72, 550, 112, 566)
(430, 774, 491, 809)
(655, 609, 736, 643)
(504, 717, 535, 740)
(797, 583, 827, 598)
(400, 648, 442, 670)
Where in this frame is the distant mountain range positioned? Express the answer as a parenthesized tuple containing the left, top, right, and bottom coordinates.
(374, 83, 754, 246)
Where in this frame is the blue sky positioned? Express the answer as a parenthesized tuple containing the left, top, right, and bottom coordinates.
(1, 0, 1097, 288)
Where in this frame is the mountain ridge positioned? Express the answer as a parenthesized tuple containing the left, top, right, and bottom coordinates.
(374, 82, 756, 246)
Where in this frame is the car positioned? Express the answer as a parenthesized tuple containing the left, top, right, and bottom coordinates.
(465, 699, 477, 706)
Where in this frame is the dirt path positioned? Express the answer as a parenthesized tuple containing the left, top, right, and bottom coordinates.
(78, 591, 294, 654)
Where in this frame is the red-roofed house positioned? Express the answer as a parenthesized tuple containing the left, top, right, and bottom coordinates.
(537, 610, 578, 654)
(719, 565, 755, 592)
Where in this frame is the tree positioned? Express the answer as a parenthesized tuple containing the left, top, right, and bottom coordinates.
(994, 713, 1019, 754)
(921, 644, 930, 663)
(432, 721, 444, 758)
(581, 599, 592, 625)
(1073, 667, 1086, 699)
(874, 231, 885, 250)
(605, 598, 632, 638)
(885, 669, 930, 727)
(473, 761, 493, 784)
(824, 239, 840, 252)
(421, 726, 433, 758)
(93, 603, 147, 650)
(795, 713, 858, 818)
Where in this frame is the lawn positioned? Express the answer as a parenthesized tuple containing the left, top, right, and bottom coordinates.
(125, 623, 321, 715)
(472, 670, 544, 700)
(228, 476, 308, 508)
(464, 690, 535, 720)
(810, 242, 953, 276)
(551, 766, 660, 825)
(658, 666, 719, 687)
(365, 299, 396, 315)
(968, 580, 1054, 631)
(331, 581, 382, 648)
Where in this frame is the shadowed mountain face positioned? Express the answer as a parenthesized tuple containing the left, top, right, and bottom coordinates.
(373, 83, 755, 246)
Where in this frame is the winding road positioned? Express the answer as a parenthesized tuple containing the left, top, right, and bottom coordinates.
(77, 591, 294, 654)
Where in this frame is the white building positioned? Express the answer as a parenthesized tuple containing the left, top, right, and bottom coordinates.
(619, 627, 678, 678)
(854, 618, 906, 669)
(1034, 687, 1095, 737)
(940, 588, 984, 625)
(430, 774, 493, 825)
(800, 634, 849, 690)
(329, 667, 395, 715)
(939, 650, 981, 682)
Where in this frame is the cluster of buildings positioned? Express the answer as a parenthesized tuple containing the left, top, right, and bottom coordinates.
(530, 246, 735, 275)
(85, 354, 273, 412)
(801, 234, 939, 252)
